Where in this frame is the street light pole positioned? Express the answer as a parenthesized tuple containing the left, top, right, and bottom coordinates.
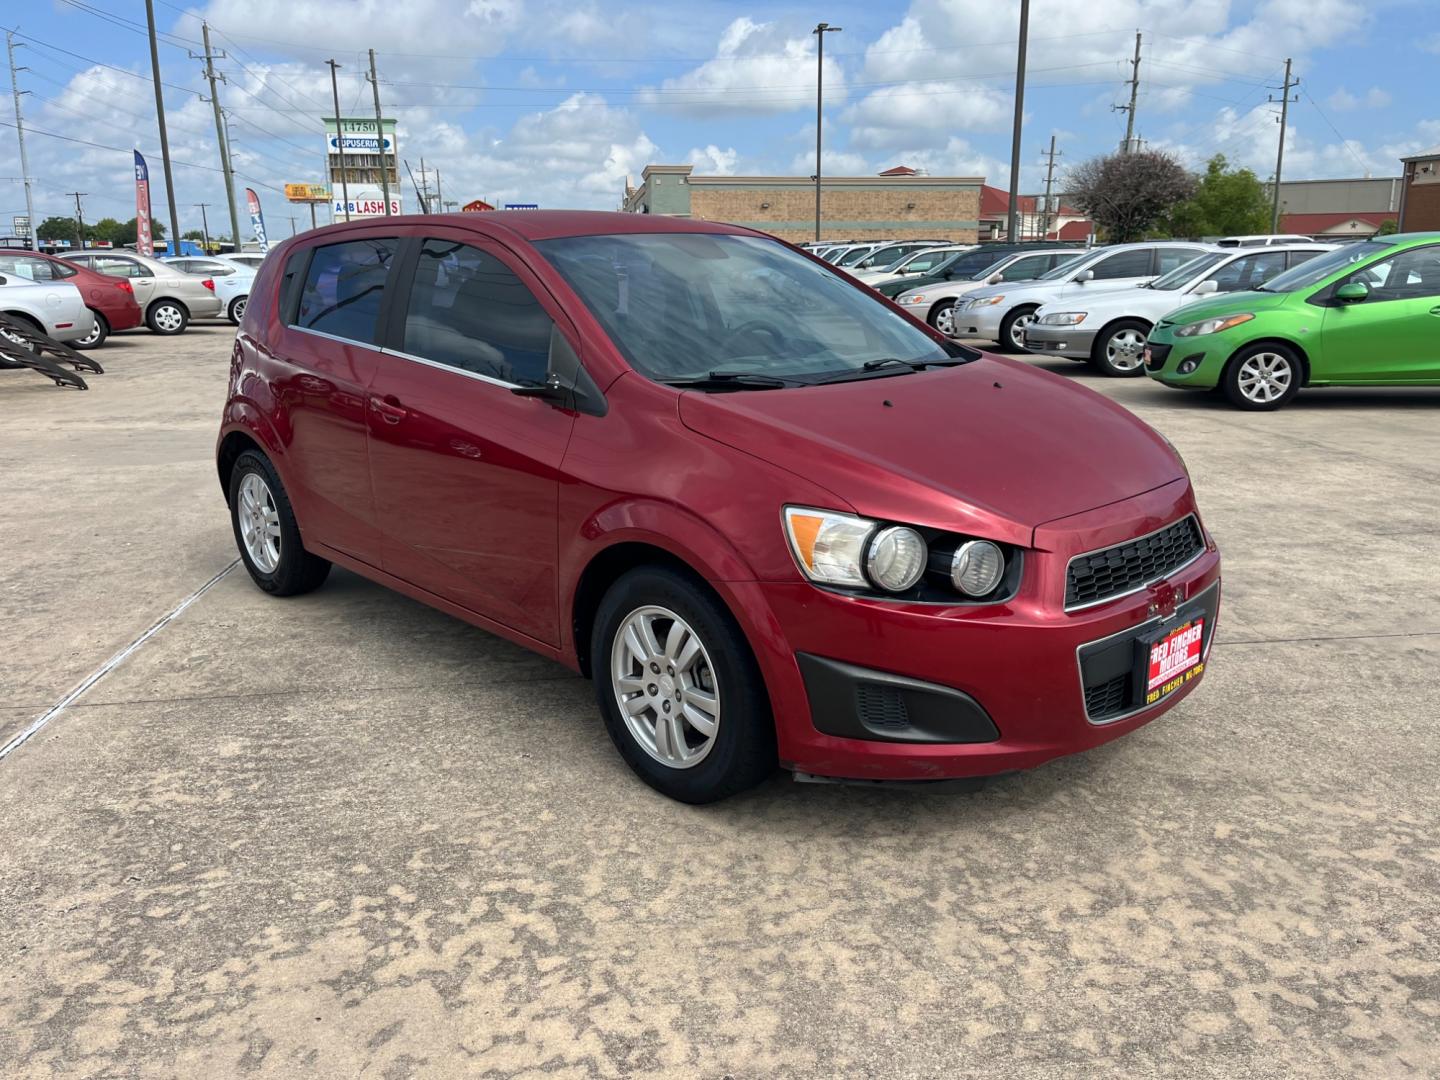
(812, 22, 841, 243)
(1006, 0, 1030, 243)
(194, 202, 210, 252)
(326, 59, 349, 223)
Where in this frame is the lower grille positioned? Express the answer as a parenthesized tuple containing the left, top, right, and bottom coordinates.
(1066, 515, 1205, 610)
(856, 684, 910, 729)
(1083, 675, 1129, 720)
(1145, 342, 1172, 370)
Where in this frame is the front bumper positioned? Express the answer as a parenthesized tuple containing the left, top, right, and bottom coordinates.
(733, 479, 1221, 782)
(1023, 323, 1098, 358)
(1143, 333, 1227, 389)
(955, 299, 1007, 339)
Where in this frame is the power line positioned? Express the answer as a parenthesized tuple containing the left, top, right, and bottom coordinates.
(1300, 87, 1371, 174)
(4, 29, 202, 98)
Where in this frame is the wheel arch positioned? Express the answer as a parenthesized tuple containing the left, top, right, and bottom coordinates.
(147, 296, 191, 317)
(1, 310, 44, 331)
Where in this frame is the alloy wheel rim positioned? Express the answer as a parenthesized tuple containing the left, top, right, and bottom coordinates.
(79, 320, 103, 346)
(1237, 352, 1292, 403)
(237, 472, 282, 573)
(154, 305, 182, 332)
(610, 605, 721, 770)
(233, 298, 246, 321)
(1009, 312, 1033, 347)
(934, 304, 955, 335)
(1106, 328, 1147, 370)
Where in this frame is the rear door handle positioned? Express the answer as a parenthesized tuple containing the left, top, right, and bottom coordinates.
(1429, 305, 1440, 316)
(369, 394, 406, 424)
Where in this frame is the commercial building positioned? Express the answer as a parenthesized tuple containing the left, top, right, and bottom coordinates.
(1274, 176, 1403, 238)
(977, 185, 1093, 242)
(1398, 148, 1440, 232)
(621, 165, 982, 244)
(325, 117, 401, 223)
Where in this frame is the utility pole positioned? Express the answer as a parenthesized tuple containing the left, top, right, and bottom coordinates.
(69, 191, 87, 249)
(435, 168, 443, 213)
(143, 0, 181, 254)
(1005, 0, 1029, 242)
(1113, 31, 1142, 153)
(1269, 58, 1298, 232)
(307, 202, 317, 230)
(288, 215, 297, 235)
(1040, 134, 1061, 240)
(366, 49, 391, 215)
(194, 24, 241, 251)
(6, 32, 36, 251)
(194, 202, 210, 252)
(419, 155, 431, 212)
(326, 59, 349, 222)
(812, 21, 842, 242)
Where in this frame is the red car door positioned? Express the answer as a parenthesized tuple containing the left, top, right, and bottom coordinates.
(270, 235, 400, 565)
(364, 233, 581, 646)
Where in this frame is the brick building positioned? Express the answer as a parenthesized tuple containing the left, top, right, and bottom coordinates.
(621, 165, 982, 244)
(1398, 147, 1440, 232)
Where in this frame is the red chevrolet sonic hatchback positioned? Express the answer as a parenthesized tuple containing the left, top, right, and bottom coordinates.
(218, 212, 1220, 803)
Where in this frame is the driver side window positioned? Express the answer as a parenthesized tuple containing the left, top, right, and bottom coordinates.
(1338, 246, 1440, 302)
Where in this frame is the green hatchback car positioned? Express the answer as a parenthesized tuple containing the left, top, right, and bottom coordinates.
(1144, 233, 1440, 410)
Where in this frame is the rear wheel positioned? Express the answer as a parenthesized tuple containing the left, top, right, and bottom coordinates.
(996, 305, 1038, 353)
(1222, 344, 1302, 411)
(146, 299, 188, 335)
(228, 450, 331, 595)
(75, 311, 109, 350)
(1091, 319, 1150, 377)
(0, 313, 42, 366)
(227, 295, 247, 325)
(593, 566, 775, 803)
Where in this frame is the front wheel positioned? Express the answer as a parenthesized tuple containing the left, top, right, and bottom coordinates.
(928, 299, 957, 336)
(1091, 320, 1150, 377)
(228, 450, 331, 595)
(0, 314, 42, 364)
(75, 311, 109, 350)
(1222, 344, 1302, 411)
(996, 306, 1038, 353)
(146, 299, 189, 335)
(593, 567, 775, 803)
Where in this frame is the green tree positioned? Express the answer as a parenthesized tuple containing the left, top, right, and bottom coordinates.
(1169, 155, 1272, 238)
(1066, 150, 1196, 242)
(1376, 219, 1398, 236)
(89, 218, 125, 244)
(36, 215, 80, 242)
(182, 229, 206, 240)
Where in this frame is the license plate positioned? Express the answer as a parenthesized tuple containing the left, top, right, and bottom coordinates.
(1143, 617, 1205, 706)
(1143, 346, 1153, 366)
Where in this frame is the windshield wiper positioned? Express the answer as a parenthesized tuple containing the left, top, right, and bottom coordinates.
(817, 357, 970, 384)
(661, 371, 796, 391)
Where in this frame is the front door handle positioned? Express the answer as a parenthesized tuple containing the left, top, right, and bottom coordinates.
(1429, 305, 1440, 316)
(369, 394, 406, 424)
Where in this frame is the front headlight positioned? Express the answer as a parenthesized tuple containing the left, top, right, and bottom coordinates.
(1175, 312, 1254, 337)
(972, 294, 1006, 307)
(897, 293, 926, 305)
(783, 508, 875, 588)
(1039, 311, 1086, 326)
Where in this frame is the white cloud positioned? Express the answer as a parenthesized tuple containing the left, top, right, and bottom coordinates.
(844, 83, 1011, 150)
(640, 17, 845, 115)
(686, 145, 740, 175)
(1328, 86, 1391, 111)
(789, 148, 871, 176)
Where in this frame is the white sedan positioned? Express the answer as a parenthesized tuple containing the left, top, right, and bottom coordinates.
(0, 274, 95, 363)
(163, 255, 257, 324)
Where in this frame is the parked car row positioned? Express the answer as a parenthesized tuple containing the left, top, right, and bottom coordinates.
(0, 247, 266, 353)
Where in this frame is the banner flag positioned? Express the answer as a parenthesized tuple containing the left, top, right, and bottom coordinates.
(245, 187, 270, 253)
(133, 151, 153, 257)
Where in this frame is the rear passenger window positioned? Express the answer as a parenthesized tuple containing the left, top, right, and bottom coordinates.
(294, 238, 397, 344)
(399, 238, 553, 387)
(1091, 249, 1152, 279)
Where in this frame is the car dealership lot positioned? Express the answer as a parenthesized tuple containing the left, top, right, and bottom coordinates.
(2, 327, 1438, 1077)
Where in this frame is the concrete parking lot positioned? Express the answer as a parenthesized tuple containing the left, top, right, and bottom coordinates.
(2, 324, 1438, 1078)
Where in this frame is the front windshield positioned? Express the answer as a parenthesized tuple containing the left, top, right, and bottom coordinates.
(837, 246, 877, 267)
(536, 232, 968, 384)
(1257, 241, 1390, 292)
(1150, 251, 1229, 290)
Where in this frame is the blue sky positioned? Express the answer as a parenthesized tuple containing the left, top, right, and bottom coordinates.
(4, 0, 1438, 238)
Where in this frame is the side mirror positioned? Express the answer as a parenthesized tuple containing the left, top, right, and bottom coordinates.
(1075, 269, 1095, 283)
(1192, 279, 1219, 296)
(987, 272, 1003, 284)
(1335, 281, 1369, 303)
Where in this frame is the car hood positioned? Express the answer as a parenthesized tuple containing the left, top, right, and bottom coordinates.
(1157, 288, 1293, 326)
(964, 277, 1140, 305)
(677, 355, 1185, 547)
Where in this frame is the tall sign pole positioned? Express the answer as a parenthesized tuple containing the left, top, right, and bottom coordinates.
(1005, 0, 1030, 242)
(366, 50, 392, 215)
(327, 59, 349, 222)
(6, 32, 36, 250)
(812, 22, 842, 242)
(143, 0, 181, 251)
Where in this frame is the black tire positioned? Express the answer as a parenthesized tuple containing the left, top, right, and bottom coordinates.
(146, 299, 189, 335)
(927, 299, 957, 336)
(1090, 319, 1151, 378)
(592, 566, 776, 803)
(75, 311, 109, 350)
(996, 305, 1039, 353)
(0, 313, 42, 365)
(227, 296, 247, 325)
(1221, 343, 1303, 411)
(227, 450, 331, 596)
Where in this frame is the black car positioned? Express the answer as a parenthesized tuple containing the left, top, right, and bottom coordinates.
(874, 242, 1089, 299)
